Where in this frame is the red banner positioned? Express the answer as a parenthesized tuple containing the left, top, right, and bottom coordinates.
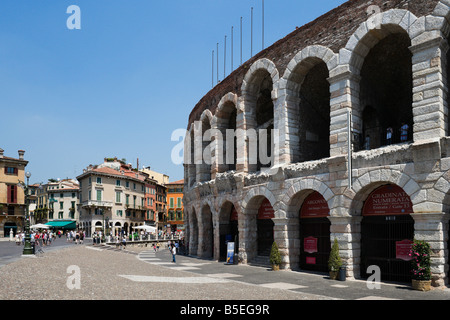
(306, 257, 316, 265)
(396, 239, 413, 261)
(258, 199, 274, 220)
(230, 207, 238, 221)
(363, 185, 413, 216)
(304, 236, 318, 253)
(300, 192, 329, 218)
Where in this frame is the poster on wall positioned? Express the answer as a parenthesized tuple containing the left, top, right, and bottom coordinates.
(304, 236, 318, 253)
(226, 242, 235, 265)
(396, 239, 413, 261)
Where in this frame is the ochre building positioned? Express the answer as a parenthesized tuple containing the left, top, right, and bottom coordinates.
(183, 0, 450, 288)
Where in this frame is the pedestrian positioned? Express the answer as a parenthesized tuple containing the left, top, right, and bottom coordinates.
(171, 244, 176, 263)
(122, 236, 127, 249)
(80, 231, 84, 244)
(386, 127, 393, 145)
(75, 231, 80, 244)
(364, 134, 370, 150)
(400, 122, 409, 142)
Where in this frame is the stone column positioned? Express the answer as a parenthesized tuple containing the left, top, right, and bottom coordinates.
(273, 217, 298, 270)
(410, 37, 448, 141)
(328, 70, 361, 157)
(238, 209, 257, 264)
(328, 216, 362, 280)
(411, 212, 450, 287)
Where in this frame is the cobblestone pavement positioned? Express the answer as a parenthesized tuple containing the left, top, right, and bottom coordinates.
(1, 243, 449, 302)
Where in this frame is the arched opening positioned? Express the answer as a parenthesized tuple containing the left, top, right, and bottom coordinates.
(298, 60, 330, 162)
(359, 31, 413, 150)
(200, 204, 214, 259)
(299, 191, 331, 273)
(199, 117, 212, 182)
(255, 73, 274, 172)
(189, 208, 199, 256)
(360, 184, 414, 283)
(215, 102, 237, 173)
(245, 69, 274, 173)
(189, 127, 196, 187)
(257, 198, 274, 257)
(219, 202, 239, 261)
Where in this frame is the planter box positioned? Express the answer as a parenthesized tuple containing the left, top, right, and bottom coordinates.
(412, 279, 431, 292)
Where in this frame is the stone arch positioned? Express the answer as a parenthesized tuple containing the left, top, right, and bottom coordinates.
(186, 123, 197, 188)
(197, 109, 213, 182)
(281, 179, 334, 217)
(350, 168, 420, 215)
(343, 9, 417, 150)
(280, 46, 335, 164)
(242, 186, 276, 213)
(188, 205, 199, 256)
(198, 202, 214, 259)
(214, 93, 239, 173)
(217, 199, 240, 261)
(344, 9, 418, 76)
(241, 58, 279, 173)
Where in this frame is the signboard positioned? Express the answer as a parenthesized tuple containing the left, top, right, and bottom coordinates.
(363, 185, 413, 216)
(306, 257, 316, 265)
(304, 236, 318, 253)
(226, 242, 235, 265)
(396, 239, 413, 261)
(258, 199, 274, 220)
(300, 192, 330, 218)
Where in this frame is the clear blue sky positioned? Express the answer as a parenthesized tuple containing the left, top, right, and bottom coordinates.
(0, 0, 347, 185)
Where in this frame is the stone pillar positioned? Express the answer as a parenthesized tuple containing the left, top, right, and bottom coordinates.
(238, 209, 257, 264)
(274, 217, 298, 270)
(410, 37, 448, 141)
(328, 216, 362, 280)
(411, 212, 450, 288)
(328, 70, 361, 157)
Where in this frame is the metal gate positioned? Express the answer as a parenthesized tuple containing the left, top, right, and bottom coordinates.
(300, 218, 331, 272)
(360, 215, 414, 283)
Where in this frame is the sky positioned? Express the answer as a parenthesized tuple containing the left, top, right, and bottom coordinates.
(0, 0, 348, 185)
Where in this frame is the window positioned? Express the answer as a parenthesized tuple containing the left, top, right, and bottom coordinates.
(5, 167, 18, 175)
(133, 183, 136, 190)
(126, 194, 129, 205)
(60, 202, 64, 210)
(60, 193, 64, 198)
(116, 192, 121, 203)
(177, 197, 181, 208)
(7, 185, 17, 203)
(88, 177, 91, 184)
(96, 177, 102, 184)
(116, 179, 121, 186)
(116, 210, 123, 217)
(71, 201, 75, 209)
(72, 193, 76, 198)
(126, 181, 130, 188)
(96, 190, 102, 201)
(58, 212, 63, 219)
(88, 191, 91, 201)
(170, 198, 174, 208)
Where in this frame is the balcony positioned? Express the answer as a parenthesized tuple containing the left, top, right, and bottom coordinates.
(81, 200, 113, 208)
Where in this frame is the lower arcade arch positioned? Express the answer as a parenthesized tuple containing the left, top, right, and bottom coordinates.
(359, 184, 414, 283)
(299, 191, 331, 273)
(200, 204, 214, 259)
(218, 201, 239, 261)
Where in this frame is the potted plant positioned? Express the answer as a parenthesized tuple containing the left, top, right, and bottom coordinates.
(410, 240, 432, 291)
(328, 238, 342, 280)
(269, 241, 281, 271)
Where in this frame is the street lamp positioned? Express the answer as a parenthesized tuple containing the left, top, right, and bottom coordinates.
(22, 171, 33, 255)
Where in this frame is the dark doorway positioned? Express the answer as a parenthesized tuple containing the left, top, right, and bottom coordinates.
(219, 205, 239, 261)
(257, 199, 274, 256)
(300, 218, 331, 273)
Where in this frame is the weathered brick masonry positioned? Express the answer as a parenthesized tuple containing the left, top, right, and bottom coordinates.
(184, 0, 450, 288)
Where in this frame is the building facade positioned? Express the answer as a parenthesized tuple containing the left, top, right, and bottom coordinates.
(166, 179, 184, 234)
(0, 149, 28, 237)
(77, 158, 156, 236)
(184, 0, 450, 288)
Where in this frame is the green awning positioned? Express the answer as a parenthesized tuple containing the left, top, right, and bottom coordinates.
(45, 220, 76, 229)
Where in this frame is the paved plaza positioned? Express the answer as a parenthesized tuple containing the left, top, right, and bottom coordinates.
(0, 241, 449, 302)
